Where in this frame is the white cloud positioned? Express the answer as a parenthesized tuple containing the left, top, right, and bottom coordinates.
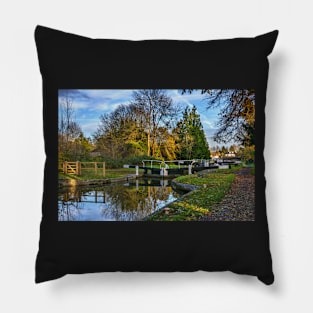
(201, 119, 215, 128)
(89, 102, 110, 111)
(80, 89, 133, 101)
(71, 101, 89, 110)
(88, 101, 127, 112)
(169, 90, 193, 108)
(78, 120, 100, 137)
(170, 90, 206, 107)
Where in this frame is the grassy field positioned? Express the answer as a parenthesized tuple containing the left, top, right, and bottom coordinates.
(146, 172, 236, 221)
(59, 168, 144, 180)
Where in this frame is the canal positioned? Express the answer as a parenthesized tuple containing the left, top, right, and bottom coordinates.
(58, 178, 185, 221)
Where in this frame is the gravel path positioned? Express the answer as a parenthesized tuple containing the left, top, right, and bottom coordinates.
(203, 167, 255, 221)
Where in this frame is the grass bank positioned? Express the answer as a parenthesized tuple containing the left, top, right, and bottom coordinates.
(146, 172, 235, 221)
(213, 164, 243, 174)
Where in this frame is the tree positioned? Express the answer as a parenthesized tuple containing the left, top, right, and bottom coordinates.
(58, 91, 85, 161)
(182, 89, 255, 146)
(155, 127, 177, 160)
(174, 105, 210, 159)
(73, 134, 94, 160)
(93, 95, 179, 160)
(94, 104, 145, 159)
(130, 90, 177, 157)
(229, 144, 237, 152)
(237, 145, 255, 162)
(220, 146, 228, 157)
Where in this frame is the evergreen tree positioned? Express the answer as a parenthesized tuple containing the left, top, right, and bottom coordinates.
(175, 105, 210, 159)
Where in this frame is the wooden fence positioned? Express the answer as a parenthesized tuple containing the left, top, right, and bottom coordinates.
(59, 161, 106, 177)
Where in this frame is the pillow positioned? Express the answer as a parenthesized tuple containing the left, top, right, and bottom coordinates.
(35, 25, 278, 285)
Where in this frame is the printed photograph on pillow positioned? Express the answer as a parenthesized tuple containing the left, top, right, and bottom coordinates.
(58, 89, 255, 222)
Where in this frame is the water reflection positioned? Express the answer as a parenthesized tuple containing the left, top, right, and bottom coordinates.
(58, 179, 183, 221)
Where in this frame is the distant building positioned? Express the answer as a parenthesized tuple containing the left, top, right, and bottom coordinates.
(224, 151, 236, 158)
(210, 151, 220, 159)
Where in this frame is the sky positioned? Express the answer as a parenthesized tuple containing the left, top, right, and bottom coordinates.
(58, 89, 222, 148)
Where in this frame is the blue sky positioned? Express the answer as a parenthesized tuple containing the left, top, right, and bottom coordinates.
(58, 89, 221, 147)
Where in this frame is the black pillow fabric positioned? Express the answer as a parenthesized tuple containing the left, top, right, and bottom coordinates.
(35, 25, 278, 284)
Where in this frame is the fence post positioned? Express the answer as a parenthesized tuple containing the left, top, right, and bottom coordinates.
(76, 161, 81, 175)
(102, 162, 105, 177)
(64, 161, 68, 174)
(94, 162, 97, 174)
(188, 164, 192, 175)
